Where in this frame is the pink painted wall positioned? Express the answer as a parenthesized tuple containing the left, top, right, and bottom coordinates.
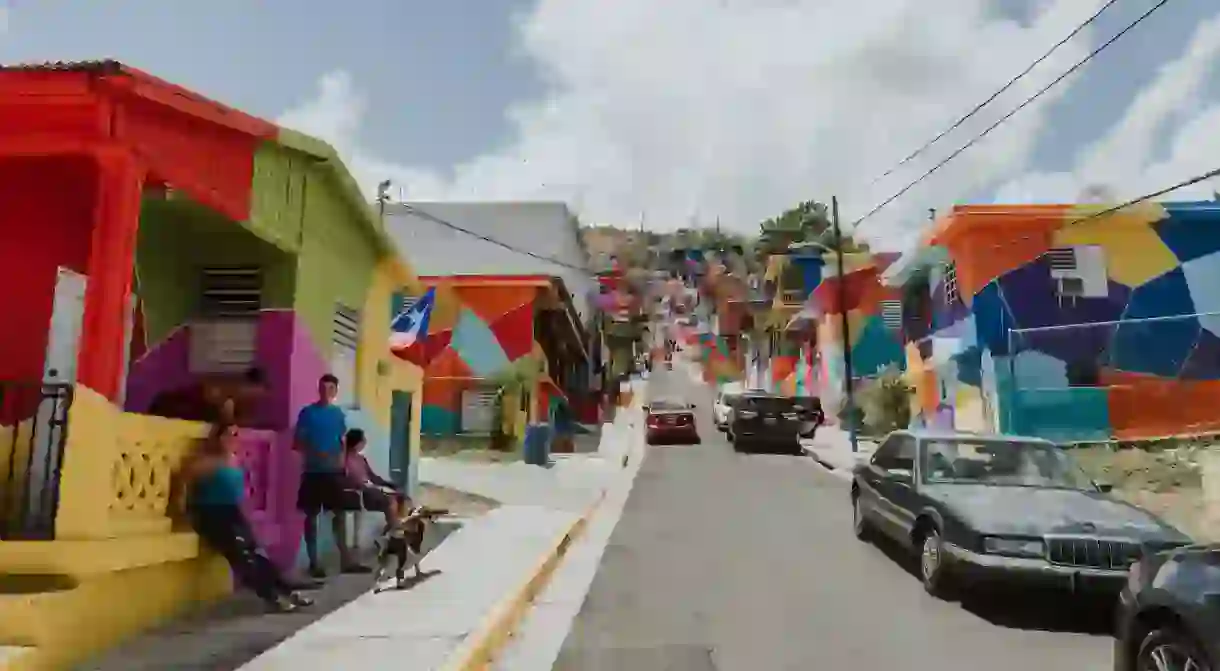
(122, 309, 328, 570)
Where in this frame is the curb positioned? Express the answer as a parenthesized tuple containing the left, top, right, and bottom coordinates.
(440, 489, 609, 671)
(801, 445, 853, 482)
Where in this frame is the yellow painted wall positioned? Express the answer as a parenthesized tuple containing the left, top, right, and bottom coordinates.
(0, 387, 232, 670)
(360, 259, 425, 462)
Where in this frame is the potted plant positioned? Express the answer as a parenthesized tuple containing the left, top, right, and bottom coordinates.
(489, 354, 544, 451)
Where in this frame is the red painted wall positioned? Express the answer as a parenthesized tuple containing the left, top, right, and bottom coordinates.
(0, 156, 96, 383)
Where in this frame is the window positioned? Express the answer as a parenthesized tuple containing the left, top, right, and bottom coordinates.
(331, 304, 360, 407)
(461, 387, 498, 434)
(880, 300, 903, 331)
(200, 266, 262, 318)
(871, 433, 916, 474)
(1046, 246, 1107, 299)
(943, 263, 959, 305)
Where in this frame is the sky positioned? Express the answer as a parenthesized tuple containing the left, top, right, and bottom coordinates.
(3, 0, 1220, 251)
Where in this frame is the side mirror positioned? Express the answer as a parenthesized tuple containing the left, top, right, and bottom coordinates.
(642, 405, 650, 412)
(1095, 481, 1114, 493)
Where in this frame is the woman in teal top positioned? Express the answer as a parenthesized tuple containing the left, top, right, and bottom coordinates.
(181, 422, 312, 613)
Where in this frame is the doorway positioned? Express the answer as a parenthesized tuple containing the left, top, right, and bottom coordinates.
(389, 391, 413, 492)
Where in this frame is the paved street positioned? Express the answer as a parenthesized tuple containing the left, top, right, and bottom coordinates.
(554, 367, 1115, 670)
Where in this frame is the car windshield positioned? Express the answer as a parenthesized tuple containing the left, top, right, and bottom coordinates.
(722, 393, 742, 406)
(649, 399, 689, 411)
(920, 439, 1095, 490)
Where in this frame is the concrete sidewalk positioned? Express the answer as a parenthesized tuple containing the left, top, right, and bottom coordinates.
(801, 426, 877, 479)
(237, 383, 647, 671)
(237, 505, 582, 671)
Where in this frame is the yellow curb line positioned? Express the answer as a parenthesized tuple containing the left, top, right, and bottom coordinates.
(441, 489, 610, 671)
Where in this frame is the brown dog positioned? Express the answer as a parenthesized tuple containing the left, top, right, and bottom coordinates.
(372, 505, 448, 592)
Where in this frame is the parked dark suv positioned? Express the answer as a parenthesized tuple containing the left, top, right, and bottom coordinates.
(1115, 544, 1219, 671)
(728, 393, 804, 454)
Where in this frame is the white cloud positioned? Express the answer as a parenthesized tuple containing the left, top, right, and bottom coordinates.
(994, 13, 1220, 204)
(279, 0, 1115, 249)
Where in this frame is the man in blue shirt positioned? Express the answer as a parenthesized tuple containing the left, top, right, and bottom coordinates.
(295, 374, 370, 578)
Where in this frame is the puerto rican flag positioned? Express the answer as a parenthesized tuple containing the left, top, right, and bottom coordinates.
(389, 287, 436, 365)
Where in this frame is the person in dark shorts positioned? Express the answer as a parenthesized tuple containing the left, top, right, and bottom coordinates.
(294, 374, 369, 578)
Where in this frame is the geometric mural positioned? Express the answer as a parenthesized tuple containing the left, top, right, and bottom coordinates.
(896, 201, 1220, 442)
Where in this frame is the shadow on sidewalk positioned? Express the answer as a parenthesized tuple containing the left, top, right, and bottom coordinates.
(75, 521, 462, 671)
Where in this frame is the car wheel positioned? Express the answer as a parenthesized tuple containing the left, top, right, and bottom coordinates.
(852, 495, 872, 541)
(1137, 626, 1213, 671)
(918, 527, 956, 599)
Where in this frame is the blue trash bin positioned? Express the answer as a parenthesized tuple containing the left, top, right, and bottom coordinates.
(523, 423, 552, 466)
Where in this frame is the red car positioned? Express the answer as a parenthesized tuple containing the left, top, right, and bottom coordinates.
(645, 400, 700, 445)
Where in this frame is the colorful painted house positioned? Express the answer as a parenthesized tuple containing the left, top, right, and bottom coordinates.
(884, 202, 1220, 443)
(383, 202, 595, 450)
(808, 252, 906, 413)
(0, 61, 422, 669)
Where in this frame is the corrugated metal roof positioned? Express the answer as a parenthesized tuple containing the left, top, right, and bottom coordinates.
(383, 201, 593, 319)
(0, 59, 124, 73)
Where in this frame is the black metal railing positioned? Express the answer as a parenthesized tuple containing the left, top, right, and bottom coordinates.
(0, 374, 74, 540)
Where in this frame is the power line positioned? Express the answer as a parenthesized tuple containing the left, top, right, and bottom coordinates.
(869, 0, 1122, 185)
(1069, 167, 1220, 224)
(921, 166, 1220, 260)
(852, 0, 1172, 230)
(394, 203, 596, 276)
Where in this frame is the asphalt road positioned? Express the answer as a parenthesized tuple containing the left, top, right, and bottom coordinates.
(554, 366, 1115, 671)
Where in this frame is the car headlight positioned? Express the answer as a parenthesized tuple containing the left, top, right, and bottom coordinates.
(982, 536, 1045, 558)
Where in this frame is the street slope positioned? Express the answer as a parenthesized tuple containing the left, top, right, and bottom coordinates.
(554, 367, 1112, 671)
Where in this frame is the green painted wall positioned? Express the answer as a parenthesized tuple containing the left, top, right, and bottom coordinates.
(135, 197, 297, 344)
(247, 144, 305, 254)
(292, 163, 379, 358)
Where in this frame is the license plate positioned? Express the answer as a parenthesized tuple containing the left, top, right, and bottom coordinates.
(764, 417, 777, 425)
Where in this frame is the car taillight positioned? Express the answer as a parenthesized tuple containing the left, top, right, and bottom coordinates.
(782, 412, 800, 420)
(646, 416, 661, 427)
(739, 410, 758, 419)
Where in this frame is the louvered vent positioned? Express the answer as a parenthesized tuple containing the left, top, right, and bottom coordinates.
(200, 267, 262, 318)
(880, 300, 903, 330)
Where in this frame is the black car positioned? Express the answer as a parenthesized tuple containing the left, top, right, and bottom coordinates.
(850, 430, 1191, 599)
(793, 396, 825, 439)
(1115, 545, 1219, 671)
(728, 393, 804, 454)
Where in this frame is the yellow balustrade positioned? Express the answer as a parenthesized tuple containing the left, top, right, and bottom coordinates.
(0, 386, 232, 671)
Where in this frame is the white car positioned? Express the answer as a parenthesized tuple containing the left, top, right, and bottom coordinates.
(712, 382, 745, 430)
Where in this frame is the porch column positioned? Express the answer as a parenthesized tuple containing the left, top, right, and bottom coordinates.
(78, 147, 144, 400)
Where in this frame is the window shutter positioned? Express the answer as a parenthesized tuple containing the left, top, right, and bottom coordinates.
(880, 300, 903, 330)
(200, 267, 262, 318)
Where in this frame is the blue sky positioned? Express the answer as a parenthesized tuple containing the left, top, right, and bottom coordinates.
(0, 0, 542, 168)
(3, 0, 1220, 245)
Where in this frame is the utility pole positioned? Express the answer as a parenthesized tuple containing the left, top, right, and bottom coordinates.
(377, 179, 392, 224)
(832, 196, 859, 453)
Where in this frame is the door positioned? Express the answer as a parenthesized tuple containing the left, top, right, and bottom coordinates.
(389, 391, 412, 492)
(31, 268, 87, 531)
(861, 433, 917, 541)
(44, 268, 87, 383)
